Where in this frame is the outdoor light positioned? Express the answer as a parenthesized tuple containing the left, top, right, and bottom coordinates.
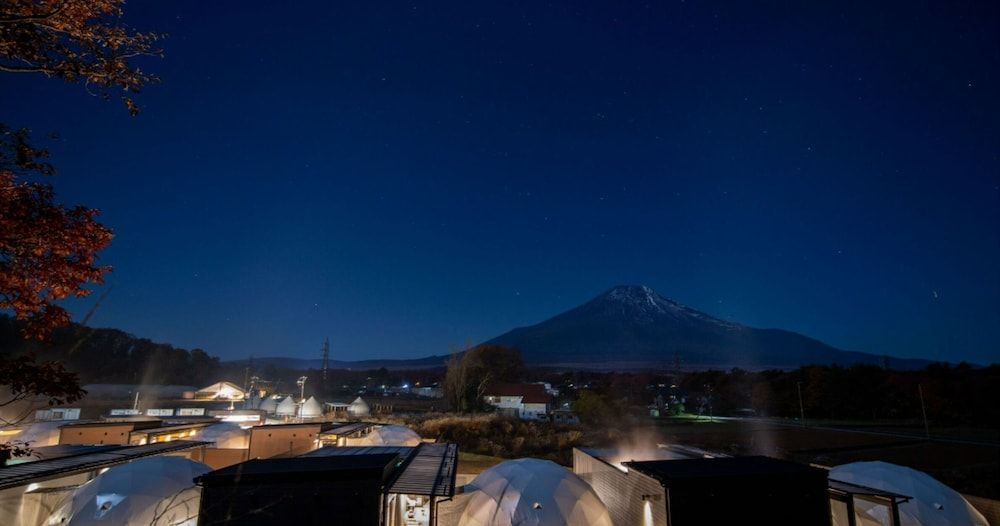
(297, 376, 308, 402)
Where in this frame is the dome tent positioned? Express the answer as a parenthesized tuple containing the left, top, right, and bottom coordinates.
(197, 422, 249, 449)
(46, 456, 211, 526)
(830, 461, 988, 526)
(348, 397, 371, 417)
(275, 396, 297, 416)
(459, 458, 612, 526)
(259, 395, 279, 414)
(300, 396, 323, 418)
(359, 425, 421, 447)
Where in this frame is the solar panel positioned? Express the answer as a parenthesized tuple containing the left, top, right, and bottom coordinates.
(0, 440, 209, 490)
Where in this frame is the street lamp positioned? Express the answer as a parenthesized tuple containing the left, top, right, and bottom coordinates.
(297, 376, 308, 403)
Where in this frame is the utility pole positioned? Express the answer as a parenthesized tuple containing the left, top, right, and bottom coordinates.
(918, 384, 930, 439)
(321, 338, 330, 383)
(796, 381, 806, 427)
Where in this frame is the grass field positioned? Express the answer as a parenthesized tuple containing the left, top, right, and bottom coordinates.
(457, 451, 505, 475)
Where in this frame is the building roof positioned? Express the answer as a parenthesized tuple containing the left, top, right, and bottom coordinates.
(0, 440, 208, 490)
(303, 446, 414, 458)
(828, 478, 912, 503)
(8, 444, 125, 464)
(128, 422, 214, 436)
(57, 420, 161, 429)
(301, 444, 458, 497)
(624, 456, 824, 485)
(388, 443, 458, 497)
(196, 453, 403, 486)
(484, 383, 552, 404)
(196, 381, 245, 394)
(580, 446, 698, 465)
(319, 422, 372, 437)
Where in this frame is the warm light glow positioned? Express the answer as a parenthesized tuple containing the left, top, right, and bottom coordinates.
(0, 429, 22, 436)
(643, 501, 653, 526)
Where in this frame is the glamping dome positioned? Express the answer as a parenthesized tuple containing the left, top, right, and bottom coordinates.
(359, 425, 421, 447)
(0, 421, 63, 447)
(275, 396, 297, 416)
(46, 456, 211, 526)
(348, 397, 371, 417)
(259, 395, 279, 414)
(300, 396, 323, 418)
(197, 422, 249, 449)
(459, 458, 612, 526)
(830, 461, 988, 526)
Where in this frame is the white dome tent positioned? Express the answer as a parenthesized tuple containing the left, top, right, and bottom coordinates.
(300, 396, 323, 418)
(46, 456, 211, 526)
(830, 461, 989, 526)
(196, 422, 249, 449)
(359, 425, 421, 447)
(458, 458, 613, 526)
(348, 397, 371, 417)
(275, 396, 297, 417)
(259, 395, 279, 414)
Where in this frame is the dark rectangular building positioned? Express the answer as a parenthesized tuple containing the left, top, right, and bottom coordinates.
(624, 456, 830, 526)
(196, 453, 404, 526)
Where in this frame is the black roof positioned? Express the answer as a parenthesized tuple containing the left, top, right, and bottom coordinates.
(300, 444, 458, 497)
(0, 440, 208, 490)
(303, 446, 414, 458)
(625, 456, 825, 484)
(828, 478, 911, 502)
(196, 453, 404, 486)
(319, 422, 372, 436)
(10, 444, 125, 463)
(388, 443, 458, 497)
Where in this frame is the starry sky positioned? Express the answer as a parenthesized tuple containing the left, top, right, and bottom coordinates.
(2, 1, 998, 363)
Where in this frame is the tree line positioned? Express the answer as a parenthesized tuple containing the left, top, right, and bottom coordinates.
(0, 314, 220, 387)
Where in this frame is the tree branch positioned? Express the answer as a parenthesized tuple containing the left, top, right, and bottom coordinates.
(0, 4, 66, 24)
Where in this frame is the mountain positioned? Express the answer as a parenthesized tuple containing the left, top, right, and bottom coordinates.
(486, 285, 933, 370)
(244, 354, 451, 371)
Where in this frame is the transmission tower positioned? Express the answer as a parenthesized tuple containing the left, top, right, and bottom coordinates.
(321, 337, 330, 382)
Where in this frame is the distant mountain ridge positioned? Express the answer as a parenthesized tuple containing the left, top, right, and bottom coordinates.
(486, 285, 933, 370)
(248, 285, 934, 371)
(242, 355, 451, 371)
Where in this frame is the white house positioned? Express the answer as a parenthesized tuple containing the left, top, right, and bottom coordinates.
(482, 383, 553, 421)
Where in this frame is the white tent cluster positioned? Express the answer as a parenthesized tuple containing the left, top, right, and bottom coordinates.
(831, 461, 989, 526)
(459, 458, 613, 526)
(259, 395, 280, 414)
(275, 396, 297, 416)
(359, 425, 421, 447)
(258, 394, 329, 419)
(46, 456, 211, 526)
(300, 396, 323, 418)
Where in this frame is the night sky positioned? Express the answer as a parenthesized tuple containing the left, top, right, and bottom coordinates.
(2, 2, 997, 363)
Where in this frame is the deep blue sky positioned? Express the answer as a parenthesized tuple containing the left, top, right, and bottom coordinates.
(2, 2, 998, 363)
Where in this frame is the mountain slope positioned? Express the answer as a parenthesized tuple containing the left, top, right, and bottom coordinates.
(487, 285, 931, 369)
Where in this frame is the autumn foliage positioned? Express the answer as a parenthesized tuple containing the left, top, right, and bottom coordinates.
(0, 0, 161, 114)
(0, 126, 113, 340)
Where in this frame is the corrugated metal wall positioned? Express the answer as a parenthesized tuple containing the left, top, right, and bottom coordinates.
(573, 448, 666, 526)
